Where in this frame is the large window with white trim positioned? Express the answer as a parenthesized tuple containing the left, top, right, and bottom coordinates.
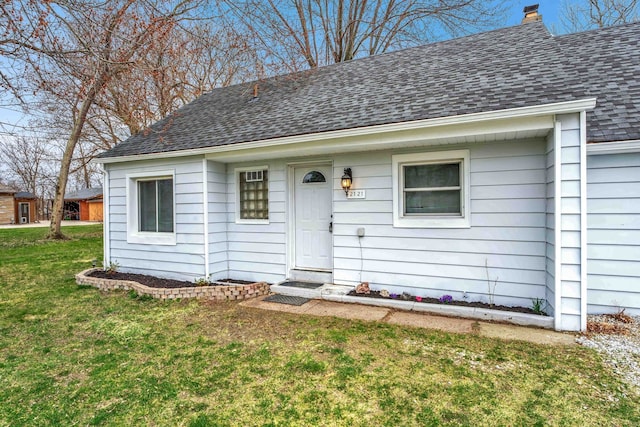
(393, 150, 470, 228)
(138, 178, 174, 232)
(126, 170, 176, 245)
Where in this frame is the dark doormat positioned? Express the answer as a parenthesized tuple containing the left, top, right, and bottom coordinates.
(264, 295, 310, 306)
(279, 281, 323, 289)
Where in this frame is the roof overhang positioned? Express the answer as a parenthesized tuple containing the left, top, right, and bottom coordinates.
(65, 197, 102, 202)
(95, 98, 597, 164)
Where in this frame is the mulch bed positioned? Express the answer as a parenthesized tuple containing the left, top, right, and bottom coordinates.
(347, 290, 543, 315)
(88, 271, 255, 289)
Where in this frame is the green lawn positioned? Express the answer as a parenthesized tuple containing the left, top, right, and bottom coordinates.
(0, 225, 638, 426)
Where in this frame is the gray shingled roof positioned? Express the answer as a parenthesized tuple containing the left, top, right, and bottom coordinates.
(65, 187, 103, 201)
(556, 25, 640, 142)
(99, 21, 640, 159)
(14, 191, 36, 199)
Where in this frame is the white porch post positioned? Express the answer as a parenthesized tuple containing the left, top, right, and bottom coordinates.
(553, 113, 587, 331)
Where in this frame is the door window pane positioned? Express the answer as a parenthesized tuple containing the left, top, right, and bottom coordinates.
(302, 171, 326, 183)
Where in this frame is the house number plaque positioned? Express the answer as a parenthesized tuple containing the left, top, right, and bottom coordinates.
(347, 190, 365, 199)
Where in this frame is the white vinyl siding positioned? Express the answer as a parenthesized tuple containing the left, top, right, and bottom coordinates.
(106, 157, 205, 280)
(555, 114, 584, 331)
(207, 160, 229, 278)
(333, 140, 547, 309)
(226, 161, 286, 283)
(587, 152, 640, 315)
(544, 131, 556, 316)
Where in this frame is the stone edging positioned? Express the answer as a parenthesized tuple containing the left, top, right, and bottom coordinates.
(75, 268, 270, 301)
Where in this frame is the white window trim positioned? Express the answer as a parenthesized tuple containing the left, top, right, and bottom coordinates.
(126, 170, 176, 245)
(235, 165, 269, 224)
(392, 150, 471, 228)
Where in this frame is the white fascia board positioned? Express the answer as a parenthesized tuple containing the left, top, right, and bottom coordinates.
(587, 139, 640, 155)
(94, 98, 597, 164)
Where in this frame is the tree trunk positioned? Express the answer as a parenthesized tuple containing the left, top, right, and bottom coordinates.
(47, 84, 102, 239)
(47, 136, 76, 239)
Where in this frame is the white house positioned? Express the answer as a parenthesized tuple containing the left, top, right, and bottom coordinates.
(95, 16, 640, 331)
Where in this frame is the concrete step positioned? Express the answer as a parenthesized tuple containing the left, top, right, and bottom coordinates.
(271, 282, 353, 299)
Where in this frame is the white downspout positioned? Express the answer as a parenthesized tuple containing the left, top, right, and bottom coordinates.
(103, 167, 110, 269)
(202, 159, 210, 278)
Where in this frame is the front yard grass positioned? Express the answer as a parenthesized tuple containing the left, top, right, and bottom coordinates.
(0, 225, 638, 426)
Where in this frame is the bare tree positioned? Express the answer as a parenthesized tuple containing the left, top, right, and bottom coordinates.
(2, 0, 205, 239)
(0, 135, 52, 196)
(0, 134, 58, 219)
(223, 0, 508, 70)
(560, 0, 639, 32)
(94, 22, 257, 139)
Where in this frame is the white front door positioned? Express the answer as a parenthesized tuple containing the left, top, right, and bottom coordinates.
(294, 165, 332, 270)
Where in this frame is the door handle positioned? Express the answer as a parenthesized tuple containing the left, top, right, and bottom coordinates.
(329, 222, 333, 233)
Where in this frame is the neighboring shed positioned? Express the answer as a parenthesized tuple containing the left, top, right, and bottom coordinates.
(0, 184, 16, 224)
(14, 192, 38, 224)
(64, 188, 103, 221)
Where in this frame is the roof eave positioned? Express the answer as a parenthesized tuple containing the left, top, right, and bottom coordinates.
(94, 98, 597, 165)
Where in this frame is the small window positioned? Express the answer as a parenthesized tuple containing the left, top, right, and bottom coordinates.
(138, 178, 174, 232)
(238, 168, 269, 221)
(393, 150, 470, 228)
(302, 171, 326, 183)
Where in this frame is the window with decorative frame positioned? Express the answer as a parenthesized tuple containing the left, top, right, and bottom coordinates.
(392, 150, 470, 228)
(236, 167, 269, 222)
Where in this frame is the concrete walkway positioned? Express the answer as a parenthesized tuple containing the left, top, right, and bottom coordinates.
(241, 296, 577, 346)
(0, 220, 99, 229)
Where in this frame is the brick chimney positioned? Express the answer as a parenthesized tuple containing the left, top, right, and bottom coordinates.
(522, 4, 542, 24)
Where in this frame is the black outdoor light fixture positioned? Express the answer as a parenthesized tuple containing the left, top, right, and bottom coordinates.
(341, 168, 352, 195)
